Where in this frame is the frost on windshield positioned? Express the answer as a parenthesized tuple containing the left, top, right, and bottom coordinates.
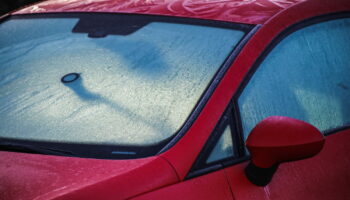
(0, 17, 244, 145)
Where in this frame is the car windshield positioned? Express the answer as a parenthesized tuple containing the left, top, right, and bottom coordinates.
(0, 13, 247, 158)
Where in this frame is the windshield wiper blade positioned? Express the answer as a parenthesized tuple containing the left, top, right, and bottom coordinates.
(0, 142, 75, 156)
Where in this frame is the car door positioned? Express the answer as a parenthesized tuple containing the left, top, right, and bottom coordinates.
(132, 11, 350, 200)
(224, 14, 350, 200)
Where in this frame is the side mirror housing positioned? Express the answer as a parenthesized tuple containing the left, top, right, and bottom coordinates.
(245, 116, 325, 186)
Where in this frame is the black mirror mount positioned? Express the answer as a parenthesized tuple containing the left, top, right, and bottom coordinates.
(245, 162, 279, 186)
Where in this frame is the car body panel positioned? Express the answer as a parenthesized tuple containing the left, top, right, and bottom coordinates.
(131, 170, 233, 200)
(12, 0, 305, 24)
(0, 0, 349, 199)
(0, 153, 178, 200)
(225, 129, 350, 200)
(160, 0, 350, 180)
(131, 130, 350, 200)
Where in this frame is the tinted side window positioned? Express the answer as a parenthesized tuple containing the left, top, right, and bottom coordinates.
(238, 18, 350, 140)
(206, 124, 234, 163)
(187, 108, 242, 178)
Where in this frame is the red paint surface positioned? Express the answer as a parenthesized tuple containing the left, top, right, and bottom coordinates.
(226, 130, 350, 200)
(246, 116, 325, 168)
(247, 116, 323, 146)
(266, 130, 350, 199)
(131, 170, 233, 200)
(13, 0, 305, 24)
(0, 153, 178, 200)
(161, 0, 350, 181)
(1, 0, 349, 199)
(225, 163, 269, 200)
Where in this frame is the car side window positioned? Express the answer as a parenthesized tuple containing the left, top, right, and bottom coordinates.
(206, 124, 234, 163)
(238, 17, 350, 140)
(188, 109, 241, 178)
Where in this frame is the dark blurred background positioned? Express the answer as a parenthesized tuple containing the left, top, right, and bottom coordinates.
(1, 0, 42, 16)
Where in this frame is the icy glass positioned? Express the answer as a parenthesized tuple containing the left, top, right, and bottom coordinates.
(238, 18, 350, 139)
(207, 125, 234, 163)
(0, 17, 244, 145)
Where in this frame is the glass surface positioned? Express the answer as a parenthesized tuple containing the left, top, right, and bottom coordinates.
(207, 125, 234, 163)
(0, 15, 245, 147)
(238, 18, 350, 140)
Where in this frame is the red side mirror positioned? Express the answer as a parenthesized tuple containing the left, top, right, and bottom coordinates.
(246, 116, 325, 168)
(245, 116, 325, 186)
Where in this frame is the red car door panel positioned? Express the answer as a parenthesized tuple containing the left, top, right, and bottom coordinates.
(132, 170, 234, 200)
(226, 129, 350, 200)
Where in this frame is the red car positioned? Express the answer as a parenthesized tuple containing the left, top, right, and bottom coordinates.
(1, 0, 349, 199)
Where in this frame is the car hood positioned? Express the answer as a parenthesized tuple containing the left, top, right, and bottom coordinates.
(0, 151, 178, 200)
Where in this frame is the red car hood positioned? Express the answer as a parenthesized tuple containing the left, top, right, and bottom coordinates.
(0, 151, 178, 200)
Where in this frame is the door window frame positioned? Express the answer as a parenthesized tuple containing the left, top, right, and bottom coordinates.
(187, 12, 350, 179)
(234, 12, 350, 139)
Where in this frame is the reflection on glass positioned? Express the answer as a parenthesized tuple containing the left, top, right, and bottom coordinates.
(0, 16, 245, 146)
(239, 18, 350, 140)
(207, 125, 234, 163)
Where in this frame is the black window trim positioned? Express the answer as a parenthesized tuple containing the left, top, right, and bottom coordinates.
(187, 104, 248, 179)
(187, 11, 350, 179)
